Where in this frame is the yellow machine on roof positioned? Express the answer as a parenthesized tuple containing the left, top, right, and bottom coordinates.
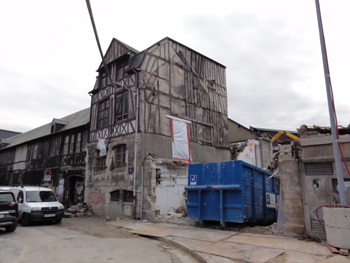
(270, 130, 298, 142)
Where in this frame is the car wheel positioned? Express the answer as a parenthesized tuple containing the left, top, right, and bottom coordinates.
(5, 224, 17, 232)
(21, 213, 30, 226)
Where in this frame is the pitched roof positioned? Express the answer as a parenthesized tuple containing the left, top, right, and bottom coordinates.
(98, 38, 139, 69)
(1, 108, 90, 150)
(0, 129, 21, 140)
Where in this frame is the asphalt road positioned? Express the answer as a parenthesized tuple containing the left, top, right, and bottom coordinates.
(0, 224, 196, 263)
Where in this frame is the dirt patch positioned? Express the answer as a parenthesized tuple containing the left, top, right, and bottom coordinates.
(240, 223, 284, 236)
(56, 213, 284, 239)
(55, 215, 135, 238)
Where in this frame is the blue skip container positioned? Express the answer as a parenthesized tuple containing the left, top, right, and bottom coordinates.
(185, 160, 278, 225)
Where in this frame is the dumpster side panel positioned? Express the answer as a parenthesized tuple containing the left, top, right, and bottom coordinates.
(186, 160, 277, 224)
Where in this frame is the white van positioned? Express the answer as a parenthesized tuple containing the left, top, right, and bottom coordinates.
(0, 186, 65, 226)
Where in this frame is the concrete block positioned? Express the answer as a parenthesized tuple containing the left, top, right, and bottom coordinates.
(324, 207, 350, 249)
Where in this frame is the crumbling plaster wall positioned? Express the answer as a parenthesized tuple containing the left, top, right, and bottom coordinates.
(233, 138, 272, 169)
(141, 158, 188, 220)
(85, 134, 137, 219)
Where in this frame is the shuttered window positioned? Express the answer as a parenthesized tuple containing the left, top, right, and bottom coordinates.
(305, 162, 333, 175)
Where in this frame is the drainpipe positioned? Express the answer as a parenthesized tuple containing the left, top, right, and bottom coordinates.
(133, 70, 144, 219)
(133, 86, 139, 218)
(140, 166, 144, 220)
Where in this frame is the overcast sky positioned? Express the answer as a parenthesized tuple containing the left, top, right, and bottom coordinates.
(1, 0, 349, 133)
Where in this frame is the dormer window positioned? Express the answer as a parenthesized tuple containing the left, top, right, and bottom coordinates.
(51, 118, 68, 133)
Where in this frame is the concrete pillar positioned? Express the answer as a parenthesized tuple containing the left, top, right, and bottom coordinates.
(278, 145, 305, 236)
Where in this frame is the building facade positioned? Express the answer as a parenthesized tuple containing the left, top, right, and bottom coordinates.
(0, 108, 90, 207)
(85, 37, 231, 220)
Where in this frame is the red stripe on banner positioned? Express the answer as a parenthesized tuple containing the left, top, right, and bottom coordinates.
(174, 157, 190, 162)
(171, 119, 174, 142)
(186, 123, 191, 162)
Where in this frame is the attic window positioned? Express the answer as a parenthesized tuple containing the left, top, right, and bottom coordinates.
(51, 118, 68, 133)
(0, 139, 12, 149)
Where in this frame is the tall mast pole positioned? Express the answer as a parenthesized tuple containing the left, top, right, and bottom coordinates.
(315, 0, 347, 205)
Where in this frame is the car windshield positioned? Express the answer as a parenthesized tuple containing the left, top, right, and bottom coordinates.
(0, 193, 14, 202)
(26, 191, 57, 202)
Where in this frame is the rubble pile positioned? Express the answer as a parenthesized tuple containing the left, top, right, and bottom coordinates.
(174, 205, 187, 217)
(64, 202, 93, 218)
(155, 206, 197, 226)
(240, 223, 284, 236)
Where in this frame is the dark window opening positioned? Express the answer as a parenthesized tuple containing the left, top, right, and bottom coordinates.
(75, 133, 81, 153)
(69, 134, 75, 154)
(123, 190, 133, 202)
(97, 99, 110, 129)
(63, 135, 69, 155)
(114, 144, 126, 168)
(99, 66, 112, 88)
(110, 190, 120, 201)
(116, 92, 128, 122)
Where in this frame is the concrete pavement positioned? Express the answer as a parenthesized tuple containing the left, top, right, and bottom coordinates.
(0, 224, 198, 263)
(107, 220, 350, 263)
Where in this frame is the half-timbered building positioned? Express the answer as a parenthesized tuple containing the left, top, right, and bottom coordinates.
(0, 108, 90, 207)
(86, 37, 230, 220)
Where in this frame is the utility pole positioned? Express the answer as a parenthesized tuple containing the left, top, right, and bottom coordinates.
(315, 0, 347, 205)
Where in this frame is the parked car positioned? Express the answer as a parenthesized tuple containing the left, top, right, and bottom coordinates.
(0, 190, 18, 232)
(0, 186, 64, 226)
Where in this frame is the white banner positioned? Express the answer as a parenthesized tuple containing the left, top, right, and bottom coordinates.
(167, 115, 191, 162)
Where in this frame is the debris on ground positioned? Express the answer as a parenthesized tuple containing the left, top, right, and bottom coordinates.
(339, 249, 349, 256)
(297, 234, 321, 243)
(174, 206, 187, 217)
(240, 223, 284, 236)
(156, 213, 197, 226)
(64, 202, 93, 218)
